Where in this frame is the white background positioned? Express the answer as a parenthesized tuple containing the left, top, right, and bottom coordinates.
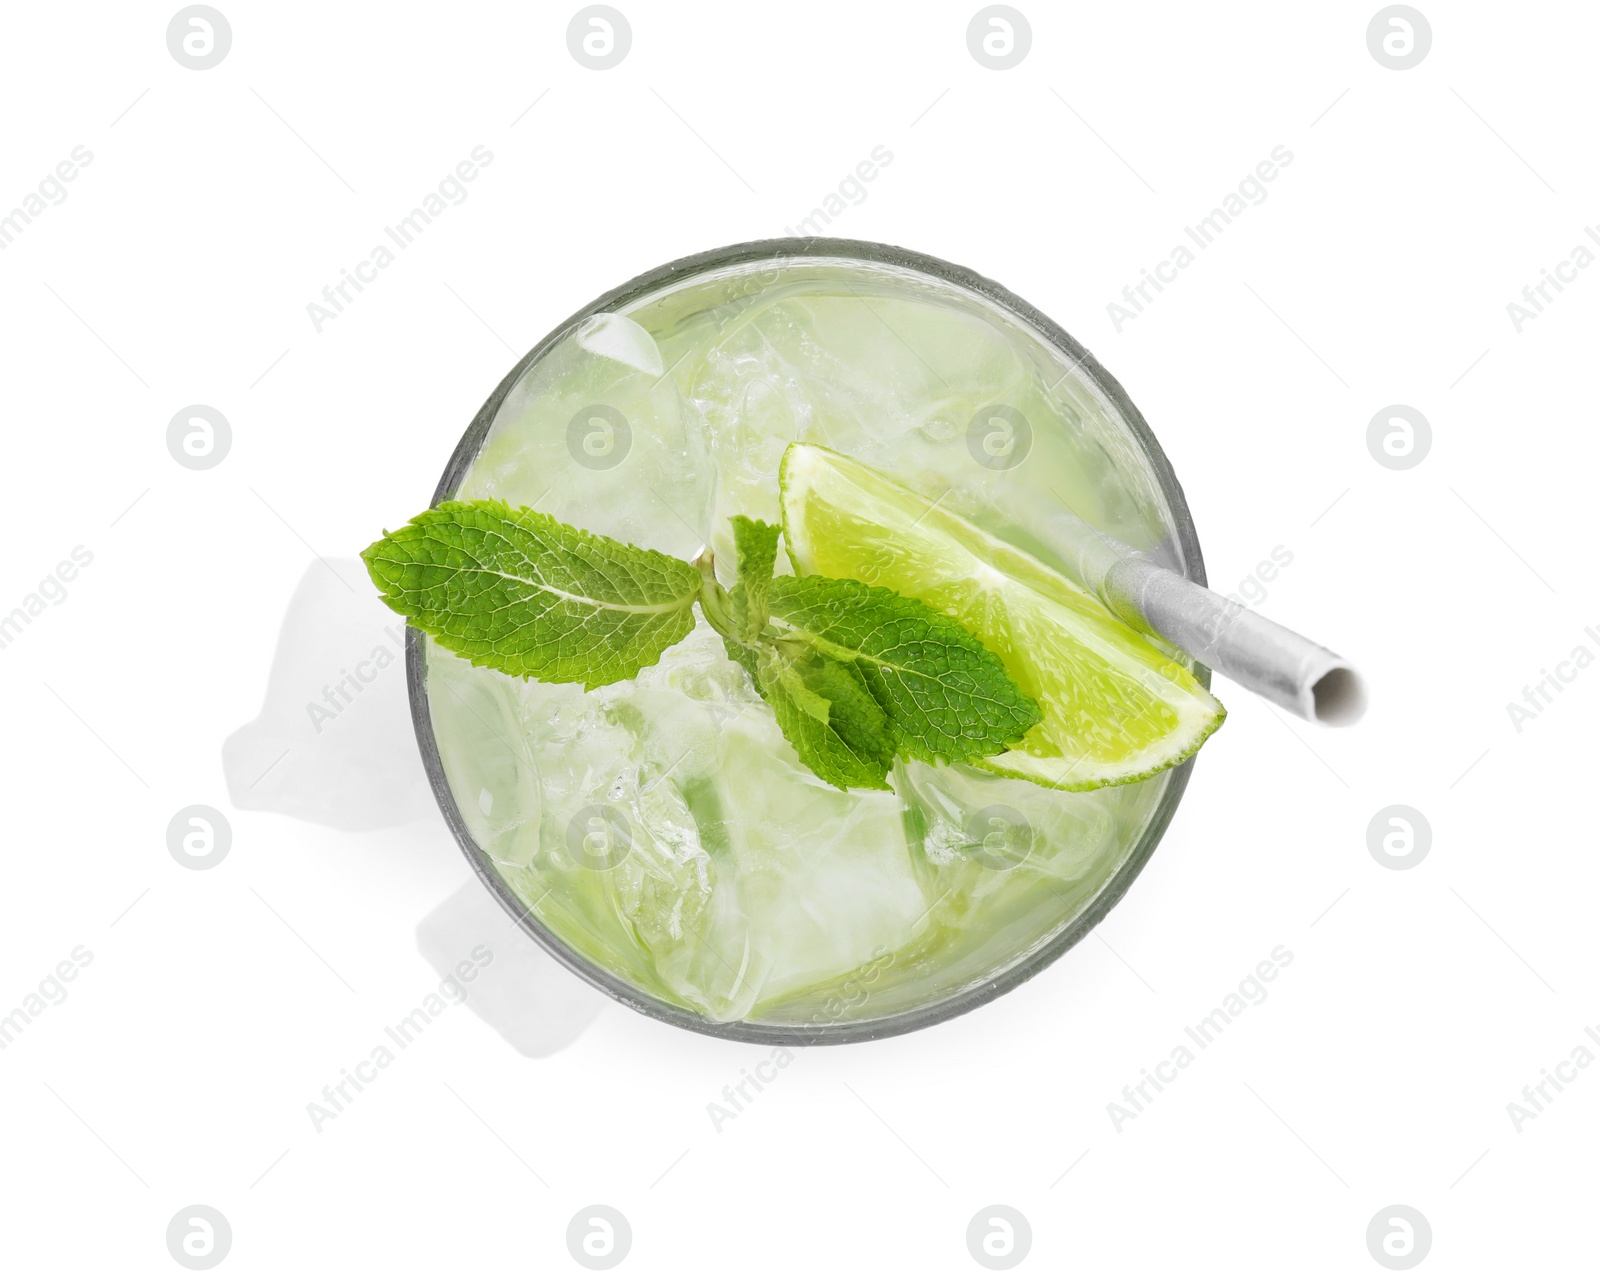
(2, 1, 1596, 1271)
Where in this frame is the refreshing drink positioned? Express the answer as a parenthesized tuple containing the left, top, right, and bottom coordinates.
(410, 243, 1215, 1039)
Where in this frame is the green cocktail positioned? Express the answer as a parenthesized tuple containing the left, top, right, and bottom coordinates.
(408, 242, 1216, 1039)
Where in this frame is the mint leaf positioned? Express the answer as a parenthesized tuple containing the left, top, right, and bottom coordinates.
(768, 574, 1042, 765)
(727, 640, 894, 791)
(708, 519, 891, 789)
(727, 515, 781, 641)
(362, 500, 701, 690)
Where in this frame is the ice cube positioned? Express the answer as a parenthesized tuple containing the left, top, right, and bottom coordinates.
(575, 312, 665, 376)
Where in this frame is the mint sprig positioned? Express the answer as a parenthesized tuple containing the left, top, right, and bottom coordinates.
(364, 502, 1040, 792)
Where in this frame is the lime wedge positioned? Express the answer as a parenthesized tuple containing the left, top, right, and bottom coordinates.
(778, 443, 1224, 790)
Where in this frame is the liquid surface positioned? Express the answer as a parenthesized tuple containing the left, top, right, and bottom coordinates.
(426, 256, 1195, 1027)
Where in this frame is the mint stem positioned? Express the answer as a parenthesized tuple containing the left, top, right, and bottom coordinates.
(693, 549, 741, 642)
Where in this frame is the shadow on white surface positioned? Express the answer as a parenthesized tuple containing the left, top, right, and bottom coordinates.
(417, 882, 610, 1057)
(223, 558, 610, 1055)
(222, 557, 433, 831)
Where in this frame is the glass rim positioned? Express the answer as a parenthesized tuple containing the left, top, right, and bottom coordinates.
(406, 236, 1210, 1045)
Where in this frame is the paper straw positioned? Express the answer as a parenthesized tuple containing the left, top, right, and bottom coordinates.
(1036, 510, 1366, 726)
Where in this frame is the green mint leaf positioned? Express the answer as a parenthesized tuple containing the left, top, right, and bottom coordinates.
(727, 639, 894, 791)
(768, 574, 1042, 765)
(362, 499, 701, 690)
(711, 517, 892, 789)
(727, 515, 781, 641)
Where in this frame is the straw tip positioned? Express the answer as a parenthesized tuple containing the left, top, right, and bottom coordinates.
(1310, 665, 1367, 727)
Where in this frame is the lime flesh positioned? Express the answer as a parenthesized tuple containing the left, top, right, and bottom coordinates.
(779, 443, 1225, 790)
